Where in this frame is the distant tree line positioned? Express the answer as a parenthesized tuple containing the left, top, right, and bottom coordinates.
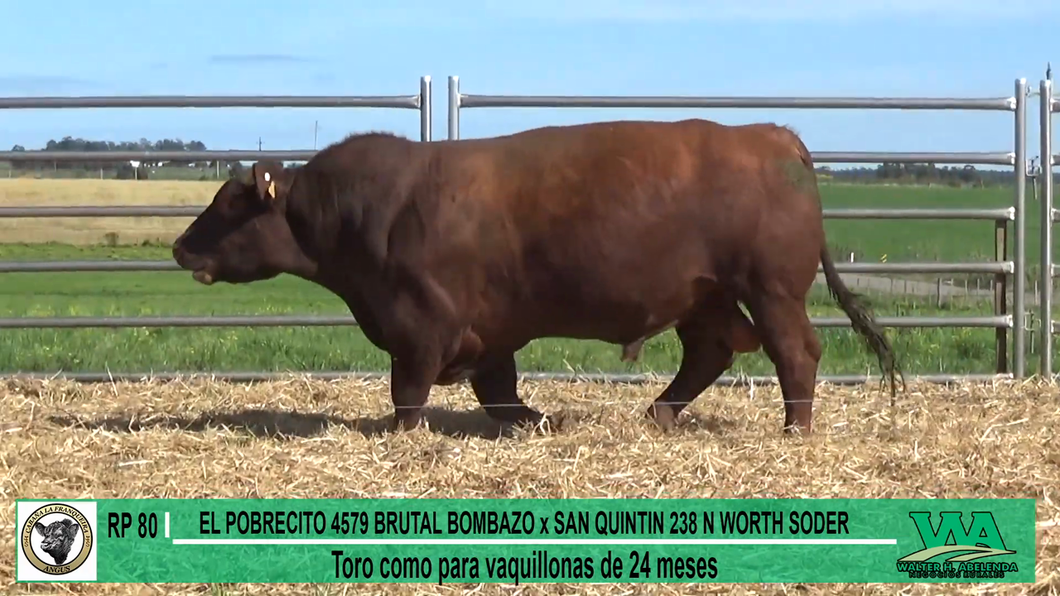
(815, 162, 1049, 188)
(6, 136, 249, 181)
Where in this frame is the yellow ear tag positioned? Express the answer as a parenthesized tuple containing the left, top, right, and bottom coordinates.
(267, 181, 276, 199)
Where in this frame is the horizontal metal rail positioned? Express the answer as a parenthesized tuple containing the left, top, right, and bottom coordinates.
(825, 262, 1012, 274)
(0, 206, 205, 218)
(0, 370, 1013, 385)
(0, 261, 179, 272)
(457, 94, 1017, 112)
(825, 207, 1014, 220)
(812, 152, 1013, 165)
(0, 149, 1015, 165)
(0, 150, 317, 162)
(0, 315, 355, 328)
(0, 95, 421, 110)
(813, 316, 1010, 328)
(0, 259, 1014, 274)
(0, 314, 1011, 329)
(0, 206, 1017, 221)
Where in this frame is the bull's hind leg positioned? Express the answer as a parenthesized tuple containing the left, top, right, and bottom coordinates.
(646, 310, 736, 431)
(470, 353, 548, 429)
(745, 292, 821, 434)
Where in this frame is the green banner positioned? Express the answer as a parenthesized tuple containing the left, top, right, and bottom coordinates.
(15, 498, 1036, 584)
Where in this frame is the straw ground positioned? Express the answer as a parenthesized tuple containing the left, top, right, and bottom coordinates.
(0, 376, 1057, 595)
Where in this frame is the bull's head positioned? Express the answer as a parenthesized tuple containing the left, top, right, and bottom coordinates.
(173, 161, 311, 285)
(33, 518, 79, 565)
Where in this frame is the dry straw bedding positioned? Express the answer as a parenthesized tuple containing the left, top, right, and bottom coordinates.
(0, 376, 1057, 595)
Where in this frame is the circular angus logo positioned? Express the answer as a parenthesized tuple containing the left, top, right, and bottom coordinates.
(20, 502, 94, 575)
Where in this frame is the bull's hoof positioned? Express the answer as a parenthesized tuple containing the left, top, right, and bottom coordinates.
(646, 404, 678, 432)
(513, 412, 563, 435)
(485, 406, 563, 436)
(782, 423, 811, 436)
(548, 411, 570, 430)
(390, 413, 424, 433)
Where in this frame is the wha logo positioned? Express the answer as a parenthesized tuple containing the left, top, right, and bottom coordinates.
(896, 511, 1018, 580)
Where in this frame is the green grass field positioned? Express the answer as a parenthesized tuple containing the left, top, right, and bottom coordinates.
(0, 180, 1053, 378)
(818, 183, 1053, 280)
(0, 257, 1019, 377)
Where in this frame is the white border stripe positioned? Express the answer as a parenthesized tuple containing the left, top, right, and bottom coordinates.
(172, 538, 896, 546)
(164, 512, 170, 538)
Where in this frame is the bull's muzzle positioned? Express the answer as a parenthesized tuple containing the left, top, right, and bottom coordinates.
(171, 234, 214, 285)
(171, 234, 186, 264)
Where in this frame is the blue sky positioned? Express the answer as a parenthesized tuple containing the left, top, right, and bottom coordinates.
(1, 0, 1058, 169)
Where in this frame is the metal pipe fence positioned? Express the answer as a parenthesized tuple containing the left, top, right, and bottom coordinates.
(445, 76, 1030, 381)
(0, 75, 1043, 386)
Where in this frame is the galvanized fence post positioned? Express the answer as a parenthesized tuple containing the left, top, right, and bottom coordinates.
(1012, 78, 1026, 378)
(419, 76, 433, 142)
(995, 219, 1009, 374)
(1041, 78, 1055, 378)
(447, 76, 461, 140)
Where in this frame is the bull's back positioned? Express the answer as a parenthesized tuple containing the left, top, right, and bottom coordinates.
(426, 119, 817, 342)
(480, 119, 784, 273)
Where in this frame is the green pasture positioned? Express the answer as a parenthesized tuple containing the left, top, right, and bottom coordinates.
(817, 183, 1054, 280)
(0, 252, 1042, 379)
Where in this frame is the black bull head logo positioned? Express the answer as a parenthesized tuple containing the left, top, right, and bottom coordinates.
(34, 518, 80, 565)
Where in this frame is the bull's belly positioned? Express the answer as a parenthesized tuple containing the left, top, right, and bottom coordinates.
(436, 268, 757, 378)
(508, 298, 694, 353)
(435, 365, 475, 385)
(492, 290, 756, 363)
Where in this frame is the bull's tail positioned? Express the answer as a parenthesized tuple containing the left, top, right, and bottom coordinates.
(783, 125, 903, 397)
(820, 245, 904, 397)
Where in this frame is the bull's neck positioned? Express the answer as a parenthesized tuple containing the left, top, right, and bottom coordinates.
(274, 167, 328, 283)
(278, 141, 426, 291)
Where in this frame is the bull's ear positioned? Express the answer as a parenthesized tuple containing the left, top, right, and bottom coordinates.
(33, 522, 45, 536)
(250, 160, 288, 203)
(65, 520, 80, 538)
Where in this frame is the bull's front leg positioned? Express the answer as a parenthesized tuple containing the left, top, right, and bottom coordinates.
(383, 271, 459, 431)
(389, 349, 442, 431)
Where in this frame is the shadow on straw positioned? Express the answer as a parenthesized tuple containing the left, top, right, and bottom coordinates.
(45, 406, 558, 441)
